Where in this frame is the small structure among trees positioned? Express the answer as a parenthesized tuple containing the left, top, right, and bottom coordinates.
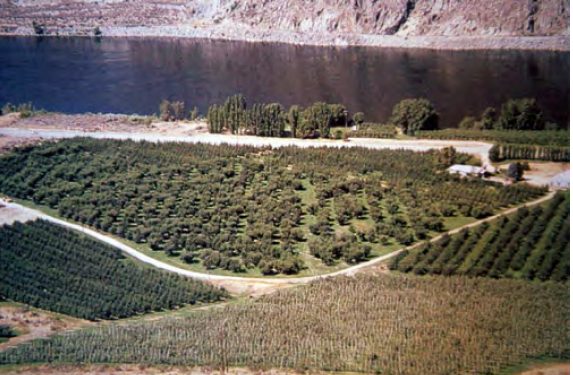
(506, 163, 525, 183)
(448, 164, 486, 178)
(550, 170, 570, 189)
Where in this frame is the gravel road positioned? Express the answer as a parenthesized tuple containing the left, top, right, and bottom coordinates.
(0, 128, 494, 167)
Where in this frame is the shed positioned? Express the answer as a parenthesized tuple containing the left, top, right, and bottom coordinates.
(448, 164, 483, 177)
(550, 170, 570, 189)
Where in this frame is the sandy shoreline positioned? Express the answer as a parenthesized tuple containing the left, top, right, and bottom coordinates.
(1, 24, 569, 51)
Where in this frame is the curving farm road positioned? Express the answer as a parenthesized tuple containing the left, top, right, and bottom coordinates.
(0, 191, 556, 286)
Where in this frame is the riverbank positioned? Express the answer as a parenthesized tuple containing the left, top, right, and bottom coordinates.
(1, 23, 569, 51)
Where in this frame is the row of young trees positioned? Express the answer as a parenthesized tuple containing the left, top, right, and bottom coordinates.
(0, 219, 227, 320)
(351, 122, 397, 139)
(390, 192, 570, 281)
(1, 275, 568, 375)
(0, 139, 545, 275)
(416, 129, 569, 147)
(489, 143, 570, 162)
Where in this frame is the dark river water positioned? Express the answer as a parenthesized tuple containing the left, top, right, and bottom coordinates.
(0, 36, 569, 127)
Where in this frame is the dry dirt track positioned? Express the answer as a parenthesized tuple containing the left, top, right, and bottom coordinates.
(0, 127, 495, 168)
(0, 191, 556, 287)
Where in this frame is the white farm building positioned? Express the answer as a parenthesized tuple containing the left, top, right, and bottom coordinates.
(448, 165, 485, 177)
(550, 170, 570, 189)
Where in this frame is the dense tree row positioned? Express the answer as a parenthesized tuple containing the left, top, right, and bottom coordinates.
(205, 96, 563, 143)
(416, 129, 569, 147)
(415, 99, 570, 161)
(489, 143, 570, 162)
(207, 95, 348, 138)
(1, 275, 568, 375)
(0, 138, 545, 275)
(390, 192, 570, 281)
(455, 98, 551, 131)
(0, 220, 227, 320)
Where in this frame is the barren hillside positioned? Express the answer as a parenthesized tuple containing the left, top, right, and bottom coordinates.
(0, 0, 569, 38)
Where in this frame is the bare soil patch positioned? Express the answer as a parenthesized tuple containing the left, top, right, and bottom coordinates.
(517, 363, 570, 375)
(0, 304, 92, 353)
(0, 364, 343, 375)
(0, 205, 38, 226)
(4, 113, 146, 133)
(209, 279, 293, 297)
(0, 135, 41, 155)
(2, 113, 209, 136)
(495, 162, 570, 187)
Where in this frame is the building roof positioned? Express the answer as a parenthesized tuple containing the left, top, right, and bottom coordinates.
(448, 165, 482, 175)
(550, 170, 570, 187)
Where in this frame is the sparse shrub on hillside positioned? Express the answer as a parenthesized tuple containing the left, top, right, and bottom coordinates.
(159, 100, 187, 121)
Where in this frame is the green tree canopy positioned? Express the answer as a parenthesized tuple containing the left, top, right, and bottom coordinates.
(496, 98, 543, 131)
(388, 98, 439, 136)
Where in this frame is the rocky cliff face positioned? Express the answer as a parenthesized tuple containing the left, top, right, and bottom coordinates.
(220, 0, 569, 36)
(0, 0, 569, 37)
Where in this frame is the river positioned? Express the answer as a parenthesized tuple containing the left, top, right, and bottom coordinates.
(0, 36, 569, 127)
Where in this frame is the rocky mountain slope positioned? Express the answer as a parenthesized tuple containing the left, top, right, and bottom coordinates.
(0, 0, 569, 48)
(1, 0, 569, 36)
(222, 0, 570, 36)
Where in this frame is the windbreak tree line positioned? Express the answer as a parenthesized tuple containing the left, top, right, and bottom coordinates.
(0, 219, 227, 320)
(0, 138, 545, 275)
(207, 95, 440, 138)
(489, 143, 570, 162)
(417, 98, 570, 162)
(207, 94, 349, 138)
(390, 192, 570, 281)
(416, 129, 569, 147)
(454, 98, 550, 131)
(1, 275, 568, 375)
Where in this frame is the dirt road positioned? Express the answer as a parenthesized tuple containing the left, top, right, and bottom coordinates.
(0, 127, 495, 167)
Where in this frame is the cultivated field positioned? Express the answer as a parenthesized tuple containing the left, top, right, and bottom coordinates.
(390, 192, 570, 281)
(0, 275, 568, 375)
(0, 138, 545, 276)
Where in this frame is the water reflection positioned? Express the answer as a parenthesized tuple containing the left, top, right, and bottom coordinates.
(0, 37, 569, 126)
